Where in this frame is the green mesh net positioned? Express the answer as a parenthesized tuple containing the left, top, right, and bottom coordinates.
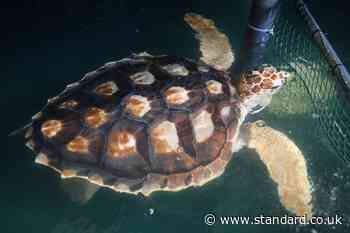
(263, 1, 350, 165)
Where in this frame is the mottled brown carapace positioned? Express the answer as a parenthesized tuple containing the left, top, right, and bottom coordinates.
(125, 95, 151, 118)
(206, 80, 223, 95)
(94, 81, 119, 96)
(41, 120, 63, 138)
(151, 121, 180, 154)
(59, 100, 79, 109)
(26, 54, 243, 196)
(84, 107, 108, 128)
(67, 136, 90, 153)
(108, 131, 138, 157)
(130, 71, 155, 85)
(164, 86, 190, 105)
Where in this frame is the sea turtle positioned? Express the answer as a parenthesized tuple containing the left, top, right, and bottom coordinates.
(22, 13, 312, 216)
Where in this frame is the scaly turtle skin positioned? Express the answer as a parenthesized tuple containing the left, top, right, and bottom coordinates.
(22, 13, 312, 216)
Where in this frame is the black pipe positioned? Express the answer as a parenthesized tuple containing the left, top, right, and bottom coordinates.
(232, 0, 281, 77)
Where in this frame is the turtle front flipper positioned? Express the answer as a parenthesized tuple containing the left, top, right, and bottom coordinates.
(184, 13, 234, 71)
(241, 120, 313, 218)
(60, 177, 100, 204)
(246, 95, 272, 115)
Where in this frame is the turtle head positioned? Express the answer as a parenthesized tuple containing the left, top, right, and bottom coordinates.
(237, 65, 289, 114)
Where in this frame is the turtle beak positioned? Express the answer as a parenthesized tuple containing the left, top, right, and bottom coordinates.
(272, 78, 285, 90)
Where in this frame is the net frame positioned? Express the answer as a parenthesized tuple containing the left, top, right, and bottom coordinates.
(268, 0, 350, 164)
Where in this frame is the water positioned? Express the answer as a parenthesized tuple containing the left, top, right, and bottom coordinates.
(2, 1, 350, 233)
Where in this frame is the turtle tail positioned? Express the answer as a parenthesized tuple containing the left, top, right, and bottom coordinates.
(8, 122, 32, 137)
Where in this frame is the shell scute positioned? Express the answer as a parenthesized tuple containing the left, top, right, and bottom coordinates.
(148, 116, 198, 174)
(37, 109, 83, 146)
(168, 111, 197, 159)
(190, 103, 227, 164)
(103, 118, 150, 178)
(161, 76, 207, 112)
(62, 129, 105, 165)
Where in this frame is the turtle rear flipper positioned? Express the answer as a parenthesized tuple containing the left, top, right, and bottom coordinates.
(60, 177, 100, 204)
(184, 13, 234, 71)
(242, 121, 313, 218)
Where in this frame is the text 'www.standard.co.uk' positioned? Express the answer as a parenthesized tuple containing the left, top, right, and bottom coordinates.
(203, 213, 343, 226)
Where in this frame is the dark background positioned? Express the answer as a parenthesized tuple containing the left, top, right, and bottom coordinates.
(1, 0, 349, 71)
(1, 0, 349, 65)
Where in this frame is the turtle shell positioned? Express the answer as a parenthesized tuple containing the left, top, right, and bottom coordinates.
(25, 53, 243, 196)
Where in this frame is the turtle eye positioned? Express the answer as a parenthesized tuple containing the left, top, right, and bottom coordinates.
(282, 71, 290, 79)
